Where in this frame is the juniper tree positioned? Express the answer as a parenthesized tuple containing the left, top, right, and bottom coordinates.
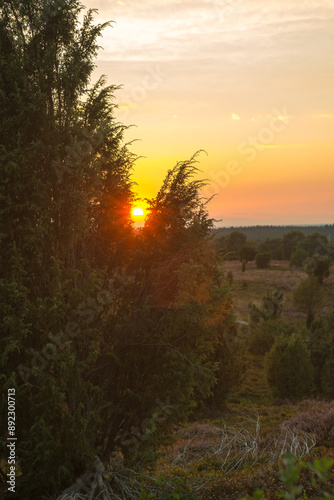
(0, 3, 238, 498)
(0, 0, 134, 496)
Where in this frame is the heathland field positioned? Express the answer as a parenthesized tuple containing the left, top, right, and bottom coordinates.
(144, 261, 334, 499)
(226, 259, 334, 325)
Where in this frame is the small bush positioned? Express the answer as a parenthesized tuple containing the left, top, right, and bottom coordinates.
(290, 246, 308, 268)
(227, 270, 233, 284)
(293, 276, 326, 327)
(282, 404, 334, 446)
(249, 289, 284, 327)
(248, 324, 275, 355)
(248, 319, 294, 356)
(265, 334, 314, 399)
(240, 243, 257, 263)
(255, 252, 271, 269)
(306, 254, 332, 283)
(308, 313, 334, 397)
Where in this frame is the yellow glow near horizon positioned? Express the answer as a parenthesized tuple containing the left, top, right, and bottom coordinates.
(90, 0, 334, 226)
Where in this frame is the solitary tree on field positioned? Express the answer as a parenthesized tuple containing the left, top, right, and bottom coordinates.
(306, 254, 332, 284)
(293, 276, 326, 327)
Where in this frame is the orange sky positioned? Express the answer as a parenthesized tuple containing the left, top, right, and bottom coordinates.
(86, 0, 334, 226)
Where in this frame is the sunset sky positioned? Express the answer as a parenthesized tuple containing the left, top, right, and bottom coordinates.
(86, 0, 334, 226)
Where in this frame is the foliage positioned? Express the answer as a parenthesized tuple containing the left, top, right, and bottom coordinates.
(217, 230, 247, 260)
(248, 319, 294, 356)
(308, 312, 334, 396)
(249, 289, 284, 327)
(282, 403, 334, 447)
(305, 254, 332, 284)
(240, 243, 257, 263)
(140, 478, 200, 500)
(245, 454, 334, 500)
(297, 233, 331, 258)
(227, 270, 234, 284)
(0, 0, 134, 496)
(0, 2, 238, 498)
(290, 246, 308, 268)
(265, 335, 314, 399)
(255, 252, 271, 269)
(259, 237, 284, 260)
(293, 276, 326, 327)
(276, 453, 334, 500)
(214, 225, 334, 245)
(48, 450, 334, 500)
(282, 230, 305, 260)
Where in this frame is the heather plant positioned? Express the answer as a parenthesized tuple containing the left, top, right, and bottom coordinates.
(157, 408, 315, 477)
(245, 454, 334, 500)
(282, 404, 334, 446)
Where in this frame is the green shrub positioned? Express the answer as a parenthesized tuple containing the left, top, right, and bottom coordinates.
(265, 334, 314, 399)
(290, 246, 308, 268)
(293, 276, 326, 328)
(255, 252, 271, 269)
(227, 270, 234, 284)
(249, 289, 284, 327)
(245, 453, 334, 500)
(308, 312, 334, 397)
(306, 254, 332, 283)
(240, 243, 257, 263)
(248, 319, 294, 356)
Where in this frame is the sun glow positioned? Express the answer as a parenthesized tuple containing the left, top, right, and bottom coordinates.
(132, 207, 144, 216)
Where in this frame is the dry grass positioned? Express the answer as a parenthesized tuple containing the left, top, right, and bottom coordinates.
(156, 407, 315, 476)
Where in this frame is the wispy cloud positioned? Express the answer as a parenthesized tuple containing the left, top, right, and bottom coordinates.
(87, 0, 334, 225)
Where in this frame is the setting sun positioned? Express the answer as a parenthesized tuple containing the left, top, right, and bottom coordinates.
(132, 207, 144, 216)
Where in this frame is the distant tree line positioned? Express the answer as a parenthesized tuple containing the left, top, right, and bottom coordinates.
(213, 224, 334, 242)
(216, 229, 334, 274)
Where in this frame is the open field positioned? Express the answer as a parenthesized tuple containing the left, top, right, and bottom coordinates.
(223, 259, 334, 325)
(147, 261, 334, 498)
